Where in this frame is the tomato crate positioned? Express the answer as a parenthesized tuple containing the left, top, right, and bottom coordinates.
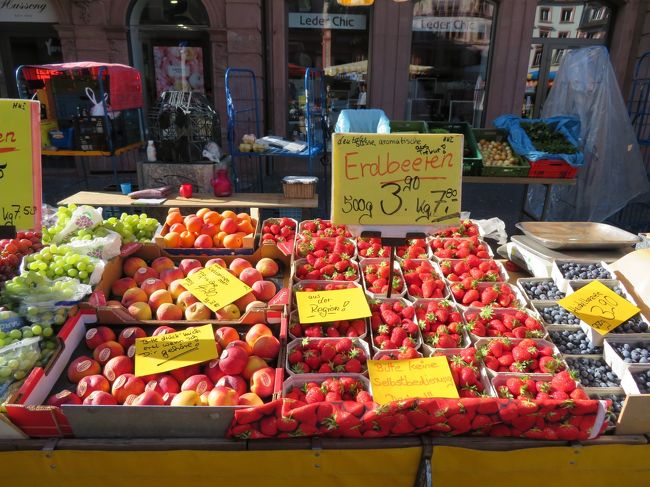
(427, 121, 482, 175)
(473, 128, 530, 178)
(527, 158, 579, 178)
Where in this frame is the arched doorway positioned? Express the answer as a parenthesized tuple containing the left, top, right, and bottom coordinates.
(127, 0, 212, 107)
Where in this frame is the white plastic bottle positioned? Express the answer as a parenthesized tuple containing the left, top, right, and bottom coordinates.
(146, 140, 157, 162)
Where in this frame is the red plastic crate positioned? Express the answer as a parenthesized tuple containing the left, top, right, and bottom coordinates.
(527, 158, 578, 178)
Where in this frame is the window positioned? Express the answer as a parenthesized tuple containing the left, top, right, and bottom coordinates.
(532, 49, 542, 67)
(539, 8, 550, 22)
(558, 31, 569, 38)
(552, 49, 565, 64)
(560, 8, 574, 23)
(538, 30, 550, 38)
(592, 7, 607, 21)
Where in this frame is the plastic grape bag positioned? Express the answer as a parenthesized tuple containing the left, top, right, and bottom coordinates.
(0, 311, 26, 334)
(67, 229, 122, 261)
(5, 275, 92, 306)
(0, 336, 41, 385)
(53, 205, 103, 244)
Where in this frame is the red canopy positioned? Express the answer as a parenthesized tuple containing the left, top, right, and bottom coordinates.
(19, 62, 143, 110)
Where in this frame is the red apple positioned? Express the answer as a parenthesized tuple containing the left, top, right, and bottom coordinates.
(215, 327, 240, 349)
(181, 374, 214, 396)
(132, 390, 165, 406)
(93, 341, 124, 365)
(46, 389, 82, 407)
(134, 266, 159, 285)
(67, 356, 101, 383)
(83, 391, 117, 405)
(207, 386, 239, 406)
(250, 367, 275, 398)
(226, 340, 252, 356)
(169, 364, 201, 384)
(204, 359, 225, 384)
(219, 346, 248, 375)
(118, 327, 147, 349)
(215, 375, 247, 396)
(85, 326, 116, 350)
(145, 375, 180, 396)
(121, 287, 148, 307)
(111, 374, 145, 404)
(140, 277, 166, 296)
(110, 277, 137, 298)
(152, 325, 176, 336)
(103, 355, 134, 382)
(251, 335, 280, 361)
(77, 374, 110, 400)
(242, 355, 268, 381)
(245, 323, 273, 347)
(123, 257, 147, 277)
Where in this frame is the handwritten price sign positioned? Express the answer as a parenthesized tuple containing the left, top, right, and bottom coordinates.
(134, 324, 218, 376)
(367, 356, 459, 404)
(181, 265, 252, 313)
(331, 133, 463, 226)
(558, 281, 640, 336)
(0, 100, 42, 230)
(295, 287, 371, 324)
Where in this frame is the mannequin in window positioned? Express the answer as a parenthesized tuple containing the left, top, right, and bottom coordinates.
(357, 83, 367, 109)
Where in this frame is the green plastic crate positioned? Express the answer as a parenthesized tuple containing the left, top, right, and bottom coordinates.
(390, 120, 429, 134)
(426, 122, 482, 175)
(473, 128, 530, 177)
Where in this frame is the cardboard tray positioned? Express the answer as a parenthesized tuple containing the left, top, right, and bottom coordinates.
(292, 258, 360, 284)
(367, 297, 422, 354)
(411, 298, 470, 352)
(564, 355, 623, 392)
(578, 312, 650, 347)
(282, 373, 371, 398)
(400, 259, 450, 301)
(603, 336, 650, 380)
(516, 277, 565, 307)
(545, 324, 604, 356)
(294, 236, 358, 261)
(440, 258, 509, 284)
(474, 338, 564, 377)
(428, 236, 494, 260)
(360, 258, 407, 300)
(258, 217, 298, 257)
(285, 337, 371, 377)
(450, 282, 529, 312)
(462, 306, 547, 343)
(550, 259, 615, 293)
(424, 348, 494, 397)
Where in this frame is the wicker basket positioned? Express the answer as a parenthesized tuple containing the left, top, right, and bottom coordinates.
(282, 176, 318, 199)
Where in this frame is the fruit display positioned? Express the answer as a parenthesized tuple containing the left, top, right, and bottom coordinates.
(629, 370, 650, 393)
(414, 299, 467, 349)
(396, 239, 429, 260)
(361, 260, 405, 297)
(0, 231, 42, 284)
(160, 208, 256, 249)
(536, 305, 581, 325)
(284, 376, 372, 404)
(294, 258, 359, 282)
(286, 337, 368, 375)
(566, 357, 621, 388)
(260, 218, 296, 245)
(492, 371, 588, 401)
(295, 237, 355, 259)
(431, 220, 479, 238)
(556, 261, 612, 281)
(450, 281, 520, 308)
(369, 300, 420, 351)
(431, 348, 490, 397)
(479, 338, 566, 374)
(520, 121, 577, 154)
(429, 236, 491, 259)
(356, 237, 390, 259)
(610, 341, 650, 364)
(439, 257, 504, 283)
(401, 259, 447, 299)
(465, 308, 545, 339)
(519, 279, 565, 301)
(478, 139, 519, 167)
(298, 219, 352, 239)
(548, 328, 603, 355)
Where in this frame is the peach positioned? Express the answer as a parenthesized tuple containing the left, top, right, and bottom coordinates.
(186, 216, 203, 234)
(215, 327, 240, 349)
(132, 390, 165, 406)
(145, 375, 180, 396)
(93, 341, 125, 365)
(151, 257, 175, 274)
(196, 208, 210, 219)
(205, 258, 227, 268)
(121, 287, 148, 307)
(127, 302, 152, 320)
(238, 392, 263, 407)
(170, 390, 200, 406)
(251, 335, 280, 361)
(246, 301, 267, 311)
(245, 323, 273, 347)
(160, 268, 184, 286)
(251, 280, 277, 302)
(215, 375, 247, 396)
(163, 232, 181, 248)
(255, 258, 279, 278)
(239, 268, 263, 287)
(179, 258, 202, 276)
(220, 217, 239, 235)
(229, 258, 252, 277)
(123, 257, 147, 277)
(181, 374, 214, 396)
(219, 346, 248, 375)
(203, 210, 222, 225)
(170, 364, 201, 384)
(46, 389, 82, 407)
(148, 289, 173, 311)
(156, 303, 183, 321)
(152, 325, 176, 336)
(179, 231, 196, 248)
(118, 327, 147, 349)
(165, 210, 183, 226)
(140, 277, 166, 296)
(67, 356, 101, 383)
(187, 267, 203, 277)
(207, 386, 239, 406)
(83, 391, 117, 405)
(111, 277, 137, 298)
(103, 355, 134, 382)
(194, 234, 214, 249)
(201, 223, 219, 238)
(77, 374, 110, 400)
(168, 279, 188, 300)
(185, 302, 212, 321)
(242, 355, 268, 381)
(234, 292, 256, 312)
(112, 374, 145, 404)
(223, 234, 243, 249)
(85, 326, 117, 350)
(204, 359, 225, 384)
(176, 290, 200, 311)
(169, 223, 186, 235)
(250, 367, 275, 398)
(227, 340, 252, 356)
(216, 303, 241, 321)
(134, 266, 159, 285)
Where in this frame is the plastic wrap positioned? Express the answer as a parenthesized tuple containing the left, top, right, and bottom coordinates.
(536, 46, 650, 221)
(334, 109, 391, 134)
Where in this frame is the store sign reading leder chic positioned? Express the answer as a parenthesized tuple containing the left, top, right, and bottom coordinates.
(412, 16, 491, 33)
(288, 12, 367, 30)
(0, 0, 58, 23)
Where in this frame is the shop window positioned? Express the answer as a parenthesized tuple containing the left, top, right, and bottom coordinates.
(539, 7, 551, 22)
(286, 0, 370, 138)
(560, 8, 574, 23)
(408, 0, 496, 127)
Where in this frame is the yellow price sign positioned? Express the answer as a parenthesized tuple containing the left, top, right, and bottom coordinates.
(0, 100, 42, 230)
(134, 324, 218, 377)
(295, 287, 371, 324)
(331, 133, 463, 226)
(181, 265, 252, 313)
(558, 281, 640, 336)
(367, 356, 459, 404)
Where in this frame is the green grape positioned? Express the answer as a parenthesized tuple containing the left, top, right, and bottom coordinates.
(7, 359, 19, 370)
(31, 325, 42, 336)
(42, 327, 54, 337)
(78, 271, 89, 280)
(13, 370, 25, 380)
(0, 367, 11, 378)
(9, 329, 21, 340)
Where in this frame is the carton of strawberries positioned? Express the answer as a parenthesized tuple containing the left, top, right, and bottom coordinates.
(368, 298, 421, 352)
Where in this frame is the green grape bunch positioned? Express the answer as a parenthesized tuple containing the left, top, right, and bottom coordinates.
(21, 244, 96, 284)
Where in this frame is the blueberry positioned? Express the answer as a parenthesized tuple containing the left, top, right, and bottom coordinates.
(560, 262, 612, 280)
(567, 357, 621, 388)
(613, 342, 650, 363)
(549, 329, 602, 355)
(521, 279, 565, 301)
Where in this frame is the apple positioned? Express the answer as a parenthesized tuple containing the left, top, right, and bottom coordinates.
(216, 375, 247, 396)
(170, 390, 200, 406)
(170, 364, 201, 384)
(67, 356, 101, 383)
(93, 341, 125, 365)
(151, 257, 175, 274)
(226, 340, 252, 356)
(111, 374, 145, 404)
(205, 258, 226, 268)
(245, 323, 273, 347)
(152, 325, 176, 336)
(238, 392, 263, 406)
(134, 266, 159, 285)
(251, 335, 280, 361)
(250, 367, 275, 398)
(46, 389, 82, 407)
(163, 392, 177, 405)
(251, 280, 276, 302)
(207, 386, 239, 406)
(127, 302, 152, 320)
(215, 327, 240, 349)
(255, 258, 279, 278)
(111, 277, 137, 298)
(168, 279, 187, 300)
(123, 394, 139, 406)
(242, 355, 268, 380)
(132, 390, 165, 406)
(103, 355, 134, 382)
(83, 391, 117, 405)
(239, 268, 263, 286)
(156, 303, 183, 321)
(140, 278, 166, 297)
(160, 268, 185, 286)
(145, 375, 180, 396)
(216, 303, 241, 321)
(229, 258, 252, 277)
(85, 326, 117, 350)
(123, 257, 147, 277)
(121, 287, 148, 307)
(176, 290, 199, 311)
(118, 327, 147, 349)
(181, 374, 214, 395)
(204, 359, 225, 384)
(77, 374, 110, 400)
(185, 302, 212, 321)
(233, 292, 256, 312)
(148, 289, 173, 311)
(179, 259, 202, 276)
(219, 346, 248, 375)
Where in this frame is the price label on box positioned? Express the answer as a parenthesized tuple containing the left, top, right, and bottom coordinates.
(558, 280, 640, 336)
(367, 356, 459, 404)
(331, 133, 463, 227)
(181, 265, 252, 313)
(295, 287, 371, 324)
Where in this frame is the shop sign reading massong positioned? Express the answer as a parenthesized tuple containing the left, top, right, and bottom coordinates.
(0, 0, 58, 22)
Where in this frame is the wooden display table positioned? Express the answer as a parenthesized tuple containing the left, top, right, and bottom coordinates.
(58, 191, 319, 209)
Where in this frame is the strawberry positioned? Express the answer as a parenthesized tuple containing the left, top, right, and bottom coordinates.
(370, 300, 419, 351)
(261, 218, 297, 245)
(432, 220, 479, 238)
(439, 257, 503, 283)
(288, 338, 367, 375)
(465, 308, 544, 338)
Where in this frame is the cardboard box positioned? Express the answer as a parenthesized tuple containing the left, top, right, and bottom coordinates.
(258, 217, 298, 257)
